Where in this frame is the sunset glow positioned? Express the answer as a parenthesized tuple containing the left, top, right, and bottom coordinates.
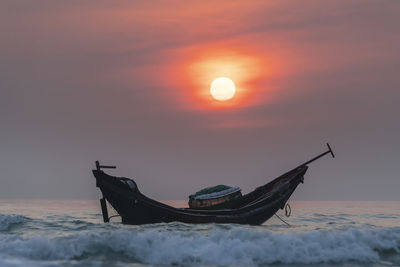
(210, 77, 236, 101)
(168, 46, 269, 110)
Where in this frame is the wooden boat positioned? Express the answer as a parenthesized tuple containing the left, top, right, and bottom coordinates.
(93, 143, 334, 225)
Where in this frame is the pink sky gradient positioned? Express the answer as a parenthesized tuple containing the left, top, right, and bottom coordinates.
(1, 1, 399, 200)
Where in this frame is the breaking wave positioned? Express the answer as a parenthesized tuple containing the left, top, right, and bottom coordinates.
(0, 226, 399, 265)
(0, 214, 28, 231)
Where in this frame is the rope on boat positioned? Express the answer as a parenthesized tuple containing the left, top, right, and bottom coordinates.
(285, 203, 291, 217)
(108, 214, 121, 220)
(107, 203, 122, 221)
(274, 213, 291, 226)
(274, 202, 292, 226)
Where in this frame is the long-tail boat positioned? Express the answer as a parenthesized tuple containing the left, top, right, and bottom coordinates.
(93, 143, 334, 225)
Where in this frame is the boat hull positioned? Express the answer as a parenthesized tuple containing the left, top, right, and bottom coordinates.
(93, 166, 307, 225)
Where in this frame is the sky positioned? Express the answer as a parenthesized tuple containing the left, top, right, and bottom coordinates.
(1, 0, 399, 201)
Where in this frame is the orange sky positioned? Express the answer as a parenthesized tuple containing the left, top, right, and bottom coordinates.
(165, 43, 275, 110)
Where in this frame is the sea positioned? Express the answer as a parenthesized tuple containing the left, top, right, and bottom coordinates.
(0, 200, 399, 267)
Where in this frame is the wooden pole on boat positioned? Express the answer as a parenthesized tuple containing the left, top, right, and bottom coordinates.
(95, 161, 115, 223)
(296, 143, 335, 169)
(95, 160, 116, 171)
(100, 197, 110, 223)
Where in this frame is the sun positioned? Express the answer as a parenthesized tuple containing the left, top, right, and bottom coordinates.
(210, 77, 236, 101)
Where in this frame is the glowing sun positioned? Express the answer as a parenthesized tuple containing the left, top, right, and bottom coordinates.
(210, 77, 236, 101)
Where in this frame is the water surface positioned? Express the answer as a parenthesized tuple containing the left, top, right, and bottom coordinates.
(0, 200, 399, 266)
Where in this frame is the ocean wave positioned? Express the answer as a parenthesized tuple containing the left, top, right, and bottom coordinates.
(0, 226, 399, 265)
(0, 214, 28, 231)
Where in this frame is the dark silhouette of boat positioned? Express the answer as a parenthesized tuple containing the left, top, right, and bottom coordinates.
(93, 143, 334, 225)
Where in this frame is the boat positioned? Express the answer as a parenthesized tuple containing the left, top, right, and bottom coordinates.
(93, 143, 335, 225)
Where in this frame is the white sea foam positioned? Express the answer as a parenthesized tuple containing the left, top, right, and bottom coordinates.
(0, 226, 399, 265)
(0, 214, 27, 231)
